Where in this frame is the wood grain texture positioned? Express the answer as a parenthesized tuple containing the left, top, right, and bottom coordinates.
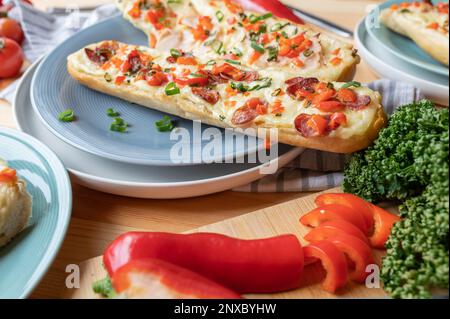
(0, 0, 384, 299)
(62, 188, 388, 299)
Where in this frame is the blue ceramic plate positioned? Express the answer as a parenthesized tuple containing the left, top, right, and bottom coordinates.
(366, 0, 449, 76)
(0, 127, 72, 298)
(31, 15, 264, 166)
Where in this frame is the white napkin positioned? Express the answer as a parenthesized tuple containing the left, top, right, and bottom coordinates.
(1, 1, 424, 193)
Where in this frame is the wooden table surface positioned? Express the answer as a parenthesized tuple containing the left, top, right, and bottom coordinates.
(0, 0, 383, 299)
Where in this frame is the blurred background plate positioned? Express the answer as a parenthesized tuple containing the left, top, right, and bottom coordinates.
(366, 0, 449, 76)
(356, 18, 449, 106)
(31, 15, 264, 166)
(18, 62, 304, 199)
(0, 127, 71, 298)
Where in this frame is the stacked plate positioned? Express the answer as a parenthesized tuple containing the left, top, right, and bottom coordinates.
(357, 0, 449, 106)
(14, 14, 303, 199)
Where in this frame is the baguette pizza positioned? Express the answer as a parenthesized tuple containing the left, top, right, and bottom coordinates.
(67, 41, 386, 153)
(116, 0, 360, 81)
(380, 0, 449, 65)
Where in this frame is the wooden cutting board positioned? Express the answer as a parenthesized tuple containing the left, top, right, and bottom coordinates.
(62, 188, 390, 299)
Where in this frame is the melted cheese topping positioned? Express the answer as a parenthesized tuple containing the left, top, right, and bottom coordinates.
(70, 42, 379, 139)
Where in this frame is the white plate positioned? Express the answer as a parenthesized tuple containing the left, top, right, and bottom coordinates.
(14, 62, 304, 199)
(356, 18, 449, 106)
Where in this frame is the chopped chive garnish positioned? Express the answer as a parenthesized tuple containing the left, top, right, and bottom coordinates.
(272, 88, 282, 97)
(267, 46, 279, 62)
(191, 73, 207, 78)
(167, 0, 183, 4)
(216, 10, 224, 22)
(303, 49, 313, 57)
(249, 12, 273, 24)
(165, 82, 181, 96)
(225, 59, 241, 65)
(106, 108, 120, 117)
(281, 31, 289, 39)
(230, 78, 272, 93)
(104, 73, 112, 82)
(206, 60, 217, 66)
(215, 41, 224, 54)
(110, 117, 129, 133)
(231, 47, 243, 57)
(270, 22, 289, 32)
(342, 81, 362, 89)
(251, 41, 265, 54)
(155, 115, 175, 132)
(170, 48, 182, 58)
(58, 109, 75, 122)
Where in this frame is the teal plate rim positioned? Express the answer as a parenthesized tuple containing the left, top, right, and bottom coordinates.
(366, 0, 449, 77)
(0, 127, 72, 299)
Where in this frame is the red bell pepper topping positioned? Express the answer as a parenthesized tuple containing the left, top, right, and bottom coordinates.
(367, 204, 401, 249)
(146, 71, 168, 87)
(320, 234, 375, 283)
(300, 204, 369, 234)
(104, 232, 304, 294)
(0, 168, 17, 183)
(174, 75, 209, 87)
(315, 193, 375, 233)
(303, 241, 348, 293)
(304, 220, 370, 246)
(112, 259, 241, 299)
(233, 0, 304, 24)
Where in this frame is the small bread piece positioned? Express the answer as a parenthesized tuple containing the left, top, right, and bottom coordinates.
(0, 164, 32, 247)
(68, 41, 387, 153)
(116, 0, 360, 82)
(380, 1, 449, 65)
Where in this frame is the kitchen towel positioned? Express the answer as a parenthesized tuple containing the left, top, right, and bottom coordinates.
(1, 1, 424, 193)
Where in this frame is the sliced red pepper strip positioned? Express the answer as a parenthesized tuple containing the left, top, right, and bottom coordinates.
(233, 0, 304, 24)
(300, 204, 369, 234)
(315, 193, 375, 234)
(304, 220, 370, 246)
(368, 204, 401, 249)
(303, 241, 348, 293)
(321, 235, 375, 283)
(112, 259, 241, 299)
(104, 232, 304, 294)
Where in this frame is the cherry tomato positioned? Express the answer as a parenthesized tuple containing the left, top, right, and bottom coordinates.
(0, 37, 24, 78)
(0, 18, 24, 44)
(304, 220, 370, 246)
(300, 204, 369, 234)
(315, 193, 375, 233)
(303, 241, 348, 293)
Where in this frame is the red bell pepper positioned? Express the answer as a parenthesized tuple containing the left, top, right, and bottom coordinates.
(303, 241, 348, 293)
(368, 204, 401, 249)
(315, 193, 401, 249)
(0, 167, 17, 183)
(300, 204, 369, 234)
(104, 232, 304, 294)
(315, 193, 375, 234)
(233, 0, 304, 24)
(304, 220, 370, 246)
(112, 259, 241, 299)
(320, 235, 375, 283)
